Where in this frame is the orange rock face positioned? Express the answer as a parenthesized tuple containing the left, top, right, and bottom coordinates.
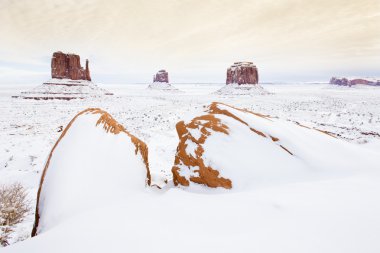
(51, 51, 91, 81)
(226, 62, 258, 85)
(172, 114, 232, 189)
(153, 69, 169, 83)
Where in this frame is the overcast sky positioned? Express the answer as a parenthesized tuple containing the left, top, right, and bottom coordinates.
(0, 0, 379, 84)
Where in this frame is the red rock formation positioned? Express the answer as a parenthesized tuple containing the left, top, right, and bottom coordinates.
(51, 51, 91, 81)
(153, 69, 169, 83)
(226, 62, 258, 85)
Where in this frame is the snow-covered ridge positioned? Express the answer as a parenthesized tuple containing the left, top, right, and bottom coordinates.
(31, 108, 150, 236)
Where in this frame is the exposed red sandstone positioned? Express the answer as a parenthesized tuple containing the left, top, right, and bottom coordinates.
(153, 69, 169, 83)
(51, 51, 91, 81)
(226, 62, 258, 85)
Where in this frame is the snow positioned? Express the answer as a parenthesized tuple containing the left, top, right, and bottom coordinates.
(35, 110, 148, 235)
(147, 82, 180, 91)
(214, 83, 270, 95)
(1, 82, 380, 252)
(13, 78, 113, 100)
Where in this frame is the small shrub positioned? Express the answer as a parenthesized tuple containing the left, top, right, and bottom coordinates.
(0, 183, 30, 247)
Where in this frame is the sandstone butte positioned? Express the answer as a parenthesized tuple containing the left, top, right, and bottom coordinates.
(153, 69, 169, 83)
(226, 62, 258, 85)
(51, 51, 91, 81)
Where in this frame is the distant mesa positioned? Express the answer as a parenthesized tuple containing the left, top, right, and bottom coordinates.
(153, 69, 169, 83)
(330, 77, 380, 86)
(226, 61, 258, 85)
(13, 51, 112, 100)
(215, 61, 267, 95)
(148, 69, 179, 91)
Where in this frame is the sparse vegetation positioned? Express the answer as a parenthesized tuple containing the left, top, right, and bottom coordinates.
(0, 183, 30, 247)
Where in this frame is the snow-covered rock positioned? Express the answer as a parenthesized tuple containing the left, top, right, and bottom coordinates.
(172, 102, 379, 191)
(147, 82, 180, 91)
(31, 108, 150, 236)
(13, 79, 113, 100)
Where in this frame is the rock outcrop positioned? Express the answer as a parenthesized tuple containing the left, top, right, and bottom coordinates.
(171, 102, 348, 191)
(330, 77, 380, 86)
(226, 62, 258, 85)
(51, 51, 91, 81)
(31, 108, 150, 236)
(153, 70, 169, 83)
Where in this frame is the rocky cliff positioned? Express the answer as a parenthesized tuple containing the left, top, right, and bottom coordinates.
(226, 62, 258, 85)
(51, 51, 91, 81)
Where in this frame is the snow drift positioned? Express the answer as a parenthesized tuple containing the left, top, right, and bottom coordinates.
(147, 82, 180, 91)
(172, 102, 379, 191)
(214, 83, 269, 95)
(31, 108, 150, 236)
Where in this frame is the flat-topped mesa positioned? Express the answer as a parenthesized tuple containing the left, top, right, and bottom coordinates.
(153, 69, 169, 83)
(330, 77, 380, 86)
(226, 61, 258, 85)
(51, 51, 91, 81)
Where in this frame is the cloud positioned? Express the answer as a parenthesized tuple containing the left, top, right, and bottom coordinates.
(0, 0, 379, 83)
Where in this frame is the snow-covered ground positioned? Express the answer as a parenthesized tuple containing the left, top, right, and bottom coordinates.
(1, 83, 380, 252)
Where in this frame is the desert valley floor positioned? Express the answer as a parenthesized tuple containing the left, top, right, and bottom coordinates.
(1, 83, 380, 252)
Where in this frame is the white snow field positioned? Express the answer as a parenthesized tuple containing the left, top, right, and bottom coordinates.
(147, 82, 180, 91)
(1, 83, 380, 252)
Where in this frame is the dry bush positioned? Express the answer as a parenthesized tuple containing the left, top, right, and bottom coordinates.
(0, 227, 12, 247)
(0, 183, 30, 247)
